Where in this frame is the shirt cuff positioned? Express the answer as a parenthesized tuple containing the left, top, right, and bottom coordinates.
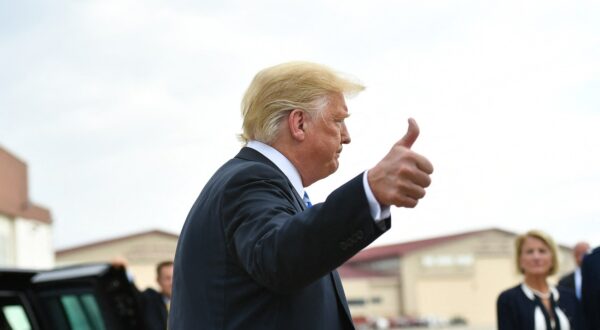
(362, 170, 391, 222)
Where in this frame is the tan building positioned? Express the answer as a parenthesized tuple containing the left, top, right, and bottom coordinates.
(339, 228, 575, 327)
(56, 229, 179, 290)
(0, 145, 54, 269)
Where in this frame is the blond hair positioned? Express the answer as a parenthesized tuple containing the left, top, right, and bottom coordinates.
(515, 229, 559, 275)
(240, 61, 365, 144)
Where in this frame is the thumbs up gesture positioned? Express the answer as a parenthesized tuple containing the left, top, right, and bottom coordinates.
(367, 118, 434, 207)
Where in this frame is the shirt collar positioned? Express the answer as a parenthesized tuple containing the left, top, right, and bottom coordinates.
(246, 141, 304, 198)
(520, 283, 560, 302)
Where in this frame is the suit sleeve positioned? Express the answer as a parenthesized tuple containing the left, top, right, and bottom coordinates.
(222, 164, 390, 293)
(497, 291, 517, 330)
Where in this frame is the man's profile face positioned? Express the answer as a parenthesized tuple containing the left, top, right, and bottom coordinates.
(157, 264, 174, 297)
(302, 92, 351, 183)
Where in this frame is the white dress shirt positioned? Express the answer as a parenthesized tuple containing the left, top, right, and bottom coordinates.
(574, 267, 582, 299)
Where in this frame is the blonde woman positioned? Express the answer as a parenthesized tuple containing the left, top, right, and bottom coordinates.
(497, 230, 583, 330)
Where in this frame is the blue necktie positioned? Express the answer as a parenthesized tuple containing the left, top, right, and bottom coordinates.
(303, 192, 312, 208)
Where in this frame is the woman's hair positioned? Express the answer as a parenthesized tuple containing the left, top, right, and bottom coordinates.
(240, 61, 364, 144)
(515, 229, 559, 275)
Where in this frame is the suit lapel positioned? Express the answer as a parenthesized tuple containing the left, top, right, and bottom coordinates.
(291, 188, 306, 212)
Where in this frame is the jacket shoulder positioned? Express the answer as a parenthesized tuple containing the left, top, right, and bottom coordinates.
(498, 284, 522, 302)
(141, 288, 162, 299)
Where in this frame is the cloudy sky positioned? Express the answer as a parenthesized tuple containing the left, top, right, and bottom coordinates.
(2, 0, 599, 250)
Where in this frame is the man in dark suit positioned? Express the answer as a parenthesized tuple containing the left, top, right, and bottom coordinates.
(559, 241, 590, 299)
(141, 261, 173, 330)
(169, 61, 433, 329)
(581, 246, 600, 330)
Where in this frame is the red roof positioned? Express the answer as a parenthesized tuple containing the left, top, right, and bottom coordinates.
(348, 227, 514, 263)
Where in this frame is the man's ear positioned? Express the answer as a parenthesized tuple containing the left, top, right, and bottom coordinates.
(288, 109, 306, 141)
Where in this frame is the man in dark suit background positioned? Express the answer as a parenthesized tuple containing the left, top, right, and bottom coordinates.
(141, 261, 173, 330)
(559, 241, 590, 299)
(169, 61, 433, 329)
(581, 246, 600, 330)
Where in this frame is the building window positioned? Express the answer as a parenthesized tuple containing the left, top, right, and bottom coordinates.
(371, 297, 382, 304)
(437, 255, 453, 266)
(347, 299, 366, 306)
(456, 254, 474, 266)
(421, 254, 474, 268)
(421, 255, 435, 267)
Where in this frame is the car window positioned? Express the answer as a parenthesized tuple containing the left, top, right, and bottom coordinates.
(0, 294, 34, 330)
(42, 292, 106, 330)
(79, 294, 104, 330)
(25, 264, 145, 329)
(3, 305, 31, 330)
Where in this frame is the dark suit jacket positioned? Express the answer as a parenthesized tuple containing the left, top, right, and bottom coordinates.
(497, 284, 583, 330)
(581, 247, 600, 330)
(559, 272, 576, 291)
(140, 288, 168, 330)
(169, 147, 390, 330)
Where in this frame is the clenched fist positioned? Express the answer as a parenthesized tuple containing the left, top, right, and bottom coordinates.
(367, 118, 434, 207)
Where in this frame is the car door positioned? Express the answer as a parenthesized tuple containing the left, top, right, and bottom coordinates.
(1, 263, 146, 330)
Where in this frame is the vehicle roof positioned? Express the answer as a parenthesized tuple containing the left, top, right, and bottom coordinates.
(0, 268, 36, 290)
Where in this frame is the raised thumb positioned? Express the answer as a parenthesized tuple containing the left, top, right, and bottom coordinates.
(397, 118, 420, 148)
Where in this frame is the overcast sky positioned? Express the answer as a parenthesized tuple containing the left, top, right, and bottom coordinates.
(2, 0, 599, 250)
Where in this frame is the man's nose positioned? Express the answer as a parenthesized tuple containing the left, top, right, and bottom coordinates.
(341, 123, 351, 144)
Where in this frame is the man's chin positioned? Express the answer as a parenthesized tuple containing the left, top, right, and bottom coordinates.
(315, 162, 340, 182)
(322, 164, 338, 177)
(330, 161, 340, 173)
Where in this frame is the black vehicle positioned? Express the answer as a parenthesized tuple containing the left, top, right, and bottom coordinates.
(0, 263, 145, 330)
